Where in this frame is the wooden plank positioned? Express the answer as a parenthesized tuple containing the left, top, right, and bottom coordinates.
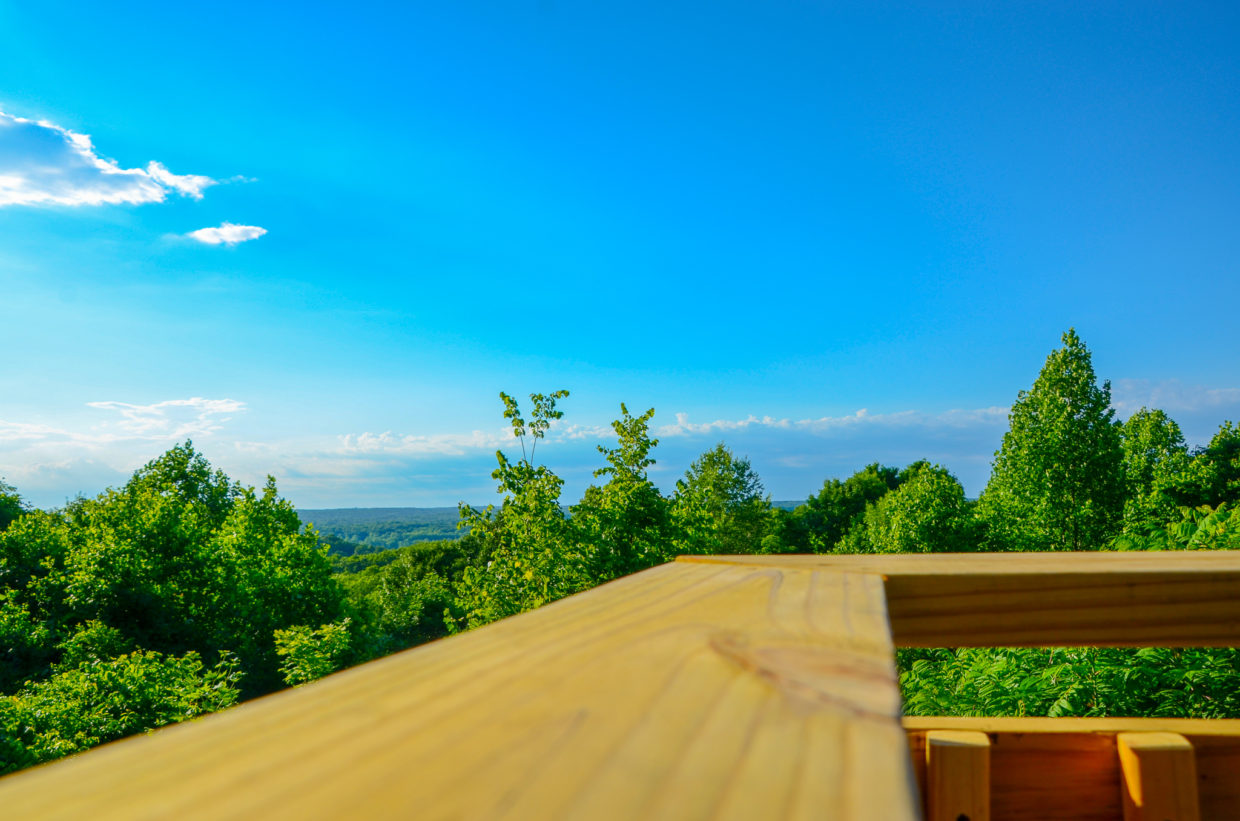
(925, 730, 990, 821)
(1117, 733, 1200, 821)
(681, 552, 1240, 646)
(0, 562, 918, 821)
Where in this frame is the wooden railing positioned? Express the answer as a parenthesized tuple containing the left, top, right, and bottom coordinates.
(1, 551, 1238, 820)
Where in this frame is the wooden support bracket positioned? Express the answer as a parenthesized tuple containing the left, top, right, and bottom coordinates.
(1117, 732, 1200, 821)
(926, 730, 990, 821)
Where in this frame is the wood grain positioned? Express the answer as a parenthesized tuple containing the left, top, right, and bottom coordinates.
(1117, 733, 1200, 821)
(925, 730, 990, 821)
(681, 552, 1240, 646)
(0, 562, 918, 820)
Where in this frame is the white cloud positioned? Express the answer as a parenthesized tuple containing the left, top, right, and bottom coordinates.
(85, 398, 245, 439)
(187, 222, 267, 245)
(0, 398, 244, 447)
(146, 161, 214, 199)
(340, 429, 510, 457)
(1112, 379, 1240, 415)
(657, 406, 1010, 438)
(0, 109, 217, 207)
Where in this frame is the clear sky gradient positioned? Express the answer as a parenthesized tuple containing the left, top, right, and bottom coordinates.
(2, 1, 1238, 509)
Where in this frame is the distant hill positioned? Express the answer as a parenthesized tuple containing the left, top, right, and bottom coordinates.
(299, 507, 465, 555)
(302, 501, 804, 557)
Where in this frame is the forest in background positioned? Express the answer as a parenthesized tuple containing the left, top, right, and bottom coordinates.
(2, 329, 1239, 775)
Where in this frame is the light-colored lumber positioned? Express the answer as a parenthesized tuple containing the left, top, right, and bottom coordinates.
(0, 562, 918, 821)
(681, 552, 1240, 646)
(1117, 732, 1200, 821)
(925, 730, 990, 821)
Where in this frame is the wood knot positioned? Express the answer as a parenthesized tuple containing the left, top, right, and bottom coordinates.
(708, 631, 900, 720)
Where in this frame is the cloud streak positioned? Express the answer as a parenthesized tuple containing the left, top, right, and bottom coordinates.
(657, 406, 1011, 438)
(0, 398, 245, 446)
(1112, 379, 1240, 415)
(186, 222, 268, 245)
(0, 109, 219, 207)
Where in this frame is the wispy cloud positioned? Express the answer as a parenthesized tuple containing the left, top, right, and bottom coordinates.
(187, 222, 267, 245)
(0, 110, 218, 207)
(657, 407, 1010, 437)
(339, 429, 510, 457)
(0, 398, 244, 446)
(1112, 379, 1240, 415)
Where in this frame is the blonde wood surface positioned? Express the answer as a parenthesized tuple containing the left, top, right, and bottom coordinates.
(0, 562, 918, 821)
(1117, 733, 1200, 821)
(926, 730, 990, 821)
(681, 552, 1240, 646)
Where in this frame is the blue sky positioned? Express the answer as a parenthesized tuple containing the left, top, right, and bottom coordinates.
(2, 1, 1238, 509)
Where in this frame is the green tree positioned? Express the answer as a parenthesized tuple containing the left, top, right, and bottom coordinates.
(274, 618, 354, 686)
(978, 329, 1125, 551)
(573, 404, 674, 582)
(1164, 421, 1240, 509)
(671, 443, 771, 555)
(1120, 408, 1190, 532)
(0, 648, 241, 774)
(0, 478, 24, 532)
(842, 462, 979, 554)
(784, 463, 902, 552)
(455, 391, 587, 628)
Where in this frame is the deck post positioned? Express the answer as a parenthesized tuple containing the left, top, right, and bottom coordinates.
(1117, 732, 1200, 821)
(925, 730, 990, 821)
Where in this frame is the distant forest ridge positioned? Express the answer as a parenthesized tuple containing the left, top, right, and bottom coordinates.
(301, 503, 803, 555)
(299, 507, 463, 554)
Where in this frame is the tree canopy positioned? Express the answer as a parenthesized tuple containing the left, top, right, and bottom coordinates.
(978, 329, 1125, 551)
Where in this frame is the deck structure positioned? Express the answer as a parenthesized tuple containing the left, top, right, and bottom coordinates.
(1, 551, 1238, 819)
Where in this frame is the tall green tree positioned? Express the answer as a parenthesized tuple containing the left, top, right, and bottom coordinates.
(978, 329, 1125, 551)
(671, 443, 771, 555)
(455, 391, 587, 628)
(1120, 408, 1190, 532)
(573, 404, 674, 582)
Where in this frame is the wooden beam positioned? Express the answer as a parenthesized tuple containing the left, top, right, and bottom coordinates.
(1117, 732, 1200, 821)
(925, 730, 990, 821)
(0, 563, 919, 820)
(680, 552, 1240, 646)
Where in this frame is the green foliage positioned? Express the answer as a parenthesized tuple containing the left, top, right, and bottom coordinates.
(783, 463, 902, 552)
(301, 507, 464, 554)
(0, 443, 349, 773)
(978, 329, 1125, 551)
(1111, 503, 1240, 552)
(900, 647, 1240, 719)
(841, 462, 979, 554)
(573, 404, 675, 580)
(0, 478, 25, 532)
(274, 619, 354, 686)
(1164, 421, 1240, 509)
(0, 649, 240, 774)
(1120, 408, 1191, 533)
(671, 443, 771, 555)
(455, 391, 589, 629)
